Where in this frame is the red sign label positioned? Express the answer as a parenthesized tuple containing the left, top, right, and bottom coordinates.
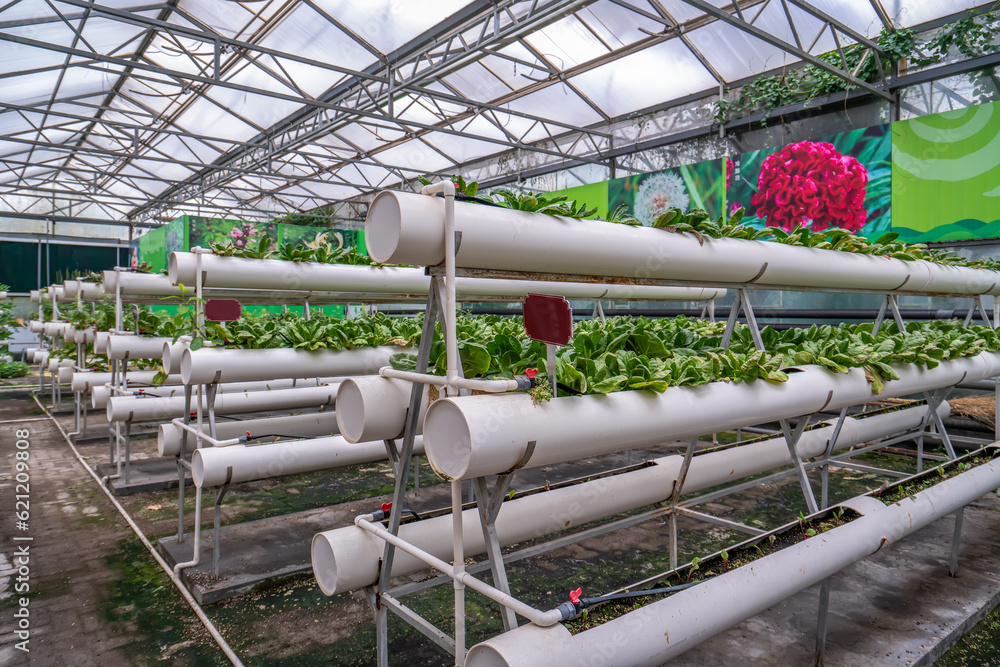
(205, 299, 242, 322)
(523, 293, 572, 346)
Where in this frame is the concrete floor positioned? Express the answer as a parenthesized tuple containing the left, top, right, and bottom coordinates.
(3, 385, 1000, 665)
(670, 494, 1000, 667)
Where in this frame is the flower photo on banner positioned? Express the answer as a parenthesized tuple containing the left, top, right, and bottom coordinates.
(727, 124, 891, 238)
(608, 160, 726, 226)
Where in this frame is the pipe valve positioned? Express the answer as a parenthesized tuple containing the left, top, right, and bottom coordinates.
(369, 502, 393, 522)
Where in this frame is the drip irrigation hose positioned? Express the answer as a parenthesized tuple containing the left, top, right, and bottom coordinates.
(556, 580, 708, 621)
(31, 394, 244, 667)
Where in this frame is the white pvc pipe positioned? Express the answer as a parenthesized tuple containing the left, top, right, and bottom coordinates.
(106, 382, 341, 422)
(181, 346, 398, 385)
(366, 190, 1000, 296)
(29, 290, 39, 304)
(466, 452, 1000, 666)
(48, 358, 74, 374)
(158, 410, 342, 456)
(336, 376, 429, 443)
(102, 270, 182, 296)
(380, 367, 521, 393)
(91, 376, 336, 410)
(94, 331, 111, 355)
(168, 252, 725, 302)
(192, 435, 425, 487)
(42, 322, 69, 337)
(311, 404, 936, 596)
(162, 337, 191, 374)
(57, 365, 75, 383)
(28, 320, 44, 334)
(106, 335, 174, 360)
(74, 370, 175, 393)
(79, 283, 105, 300)
(72, 327, 95, 344)
(423, 353, 1000, 480)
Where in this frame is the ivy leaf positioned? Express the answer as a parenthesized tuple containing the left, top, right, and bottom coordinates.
(189, 336, 204, 351)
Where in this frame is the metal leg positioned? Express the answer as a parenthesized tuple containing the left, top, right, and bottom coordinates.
(375, 280, 443, 661)
(80, 389, 88, 440)
(821, 408, 849, 510)
(815, 577, 831, 666)
(206, 382, 219, 440)
(949, 507, 964, 577)
(781, 418, 819, 515)
(668, 436, 700, 574)
(212, 467, 233, 577)
(178, 384, 193, 542)
(888, 295, 907, 333)
(413, 455, 421, 492)
(872, 296, 889, 334)
(124, 420, 132, 484)
(720, 289, 743, 348)
(669, 511, 678, 572)
(474, 476, 518, 632)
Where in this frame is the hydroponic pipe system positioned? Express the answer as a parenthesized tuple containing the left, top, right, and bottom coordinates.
(105, 382, 342, 423)
(464, 451, 1000, 666)
(158, 411, 341, 457)
(365, 191, 1000, 296)
(311, 403, 940, 596)
(168, 252, 725, 303)
(91, 376, 332, 410)
(191, 435, 426, 487)
(180, 347, 398, 385)
(419, 353, 1000, 480)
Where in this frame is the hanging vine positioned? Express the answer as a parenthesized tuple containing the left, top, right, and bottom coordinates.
(713, 7, 1000, 126)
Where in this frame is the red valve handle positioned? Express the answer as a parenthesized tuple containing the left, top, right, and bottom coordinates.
(569, 588, 582, 605)
(525, 368, 538, 379)
(381, 502, 392, 512)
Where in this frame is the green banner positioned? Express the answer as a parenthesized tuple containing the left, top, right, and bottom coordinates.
(892, 101, 1000, 242)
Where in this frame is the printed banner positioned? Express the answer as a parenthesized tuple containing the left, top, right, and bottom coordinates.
(892, 101, 1000, 242)
(727, 125, 892, 239)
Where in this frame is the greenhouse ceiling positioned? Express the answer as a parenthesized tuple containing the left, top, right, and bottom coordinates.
(0, 0, 990, 225)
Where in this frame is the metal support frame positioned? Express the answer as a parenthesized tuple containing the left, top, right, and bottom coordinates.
(177, 384, 193, 542)
(473, 475, 520, 632)
(370, 276, 450, 667)
(213, 466, 234, 577)
(721, 288, 764, 350)
(669, 436, 701, 570)
(820, 407, 849, 509)
(949, 507, 965, 577)
(780, 417, 820, 514)
(815, 576, 832, 666)
(873, 294, 907, 334)
(917, 387, 957, 472)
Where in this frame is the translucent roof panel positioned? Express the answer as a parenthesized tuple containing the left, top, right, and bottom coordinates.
(310, 0, 476, 56)
(0, 0, 985, 224)
(568, 40, 716, 119)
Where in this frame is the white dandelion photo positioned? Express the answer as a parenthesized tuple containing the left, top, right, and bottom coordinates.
(633, 171, 690, 225)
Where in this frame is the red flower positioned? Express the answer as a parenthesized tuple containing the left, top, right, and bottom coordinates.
(725, 157, 734, 189)
(751, 141, 869, 232)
